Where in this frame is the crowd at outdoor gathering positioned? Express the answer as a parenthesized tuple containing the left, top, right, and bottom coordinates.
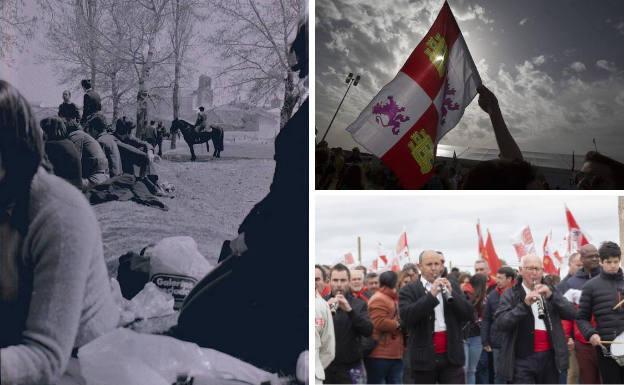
(315, 242, 624, 384)
(316, 86, 624, 190)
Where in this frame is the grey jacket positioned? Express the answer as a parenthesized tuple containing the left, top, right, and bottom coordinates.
(495, 277, 576, 381)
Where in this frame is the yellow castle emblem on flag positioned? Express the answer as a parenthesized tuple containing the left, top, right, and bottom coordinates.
(424, 33, 448, 77)
(407, 129, 434, 174)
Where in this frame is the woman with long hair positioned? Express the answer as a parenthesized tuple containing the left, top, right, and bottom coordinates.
(463, 273, 488, 384)
(0, 80, 119, 385)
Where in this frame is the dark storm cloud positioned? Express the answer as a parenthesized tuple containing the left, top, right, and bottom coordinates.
(316, 0, 624, 161)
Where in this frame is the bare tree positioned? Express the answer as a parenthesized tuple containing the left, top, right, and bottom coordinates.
(74, 0, 100, 86)
(168, 0, 198, 148)
(208, 0, 302, 128)
(0, 0, 37, 60)
(132, 0, 172, 138)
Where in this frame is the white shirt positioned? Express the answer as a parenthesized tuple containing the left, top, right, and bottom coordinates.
(421, 276, 446, 332)
(315, 292, 335, 382)
(522, 282, 547, 331)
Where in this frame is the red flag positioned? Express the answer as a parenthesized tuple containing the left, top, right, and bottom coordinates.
(396, 231, 410, 265)
(370, 259, 378, 272)
(390, 256, 401, 272)
(476, 220, 485, 258)
(346, 1, 481, 188)
(543, 233, 559, 276)
(565, 205, 590, 253)
(483, 230, 502, 280)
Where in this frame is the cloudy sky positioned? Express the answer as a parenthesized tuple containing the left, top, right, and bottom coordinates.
(315, 194, 622, 272)
(316, 0, 624, 162)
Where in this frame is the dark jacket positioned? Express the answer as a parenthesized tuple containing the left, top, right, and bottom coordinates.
(96, 132, 123, 177)
(45, 139, 83, 189)
(58, 102, 80, 121)
(481, 288, 505, 348)
(67, 130, 109, 178)
(399, 278, 473, 370)
(495, 277, 576, 381)
(557, 267, 601, 295)
(324, 292, 373, 366)
(576, 268, 624, 343)
(556, 266, 601, 343)
(82, 89, 101, 123)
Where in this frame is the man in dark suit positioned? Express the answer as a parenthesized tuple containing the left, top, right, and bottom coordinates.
(399, 250, 473, 384)
(80, 79, 101, 125)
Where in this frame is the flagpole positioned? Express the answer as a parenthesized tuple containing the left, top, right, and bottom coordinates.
(357, 236, 362, 265)
(619, 197, 624, 251)
(319, 73, 361, 143)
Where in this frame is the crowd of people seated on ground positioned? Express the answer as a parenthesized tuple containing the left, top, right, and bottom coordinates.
(38, 79, 167, 194)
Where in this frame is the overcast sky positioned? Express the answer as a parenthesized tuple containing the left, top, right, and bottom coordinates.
(316, 0, 624, 162)
(315, 195, 622, 272)
(0, 1, 220, 107)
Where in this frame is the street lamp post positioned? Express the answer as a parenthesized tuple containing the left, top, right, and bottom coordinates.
(319, 72, 361, 143)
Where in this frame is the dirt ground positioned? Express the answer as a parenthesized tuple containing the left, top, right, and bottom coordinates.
(94, 138, 275, 276)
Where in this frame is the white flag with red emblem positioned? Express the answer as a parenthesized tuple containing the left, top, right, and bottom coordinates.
(511, 225, 536, 260)
(377, 242, 389, 272)
(343, 252, 355, 267)
(346, 1, 481, 188)
(396, 230, 410, 266)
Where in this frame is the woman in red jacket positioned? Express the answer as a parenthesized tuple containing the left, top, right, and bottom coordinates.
(366, 270, 405, 383)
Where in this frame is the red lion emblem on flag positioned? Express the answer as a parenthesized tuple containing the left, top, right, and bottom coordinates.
(372, 96, 410, 135)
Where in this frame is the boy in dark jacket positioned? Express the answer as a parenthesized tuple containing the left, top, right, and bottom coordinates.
(577, 241, 624, 384)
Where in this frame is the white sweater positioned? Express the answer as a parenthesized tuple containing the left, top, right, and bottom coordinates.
(1, 169, 119, 385)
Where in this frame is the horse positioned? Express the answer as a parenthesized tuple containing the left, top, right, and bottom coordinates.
(170, 119, 224, 161)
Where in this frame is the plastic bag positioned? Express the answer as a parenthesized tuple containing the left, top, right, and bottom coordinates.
(143, 236, 213, 309)
(110, 278, 175, 326)
(79, 328, 281, 385)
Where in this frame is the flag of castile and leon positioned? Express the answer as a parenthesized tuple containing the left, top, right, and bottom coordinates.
(346, 1, 481, 189)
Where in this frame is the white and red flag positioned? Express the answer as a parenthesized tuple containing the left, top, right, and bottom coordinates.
(511, 225, 536, 260)
(377, 242, 389, 272)
(565, 205, 590, 254)
(346, 1, 481, 188)
(396, 230, 410, 266)
(343, 252, 355, 267)
(543, 231, 562, 276)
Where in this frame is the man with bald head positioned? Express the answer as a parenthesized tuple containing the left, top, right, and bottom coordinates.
(399, 250, 473, 383)
(556, 245, 602, 384)
(495, 254, 576, 383)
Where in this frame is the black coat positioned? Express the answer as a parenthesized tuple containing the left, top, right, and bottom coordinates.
(481, 288, 504, 349)
(495, 277, 576, 381)
(576, 269, 624, 343)
(82, 89, 102, 122)
(58, 102, 80, 121)
(324, 292, 373, 366)
(399, 278, 473, 370)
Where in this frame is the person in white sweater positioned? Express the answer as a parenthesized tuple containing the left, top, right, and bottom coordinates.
(316, 290, 335, 384)
(0, 80, 119, 385)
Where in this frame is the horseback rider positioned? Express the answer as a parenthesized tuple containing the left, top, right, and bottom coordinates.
(194, 106, 207, 133)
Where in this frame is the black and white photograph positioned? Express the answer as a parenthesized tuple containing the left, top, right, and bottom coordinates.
(0, 0, 308, 384)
